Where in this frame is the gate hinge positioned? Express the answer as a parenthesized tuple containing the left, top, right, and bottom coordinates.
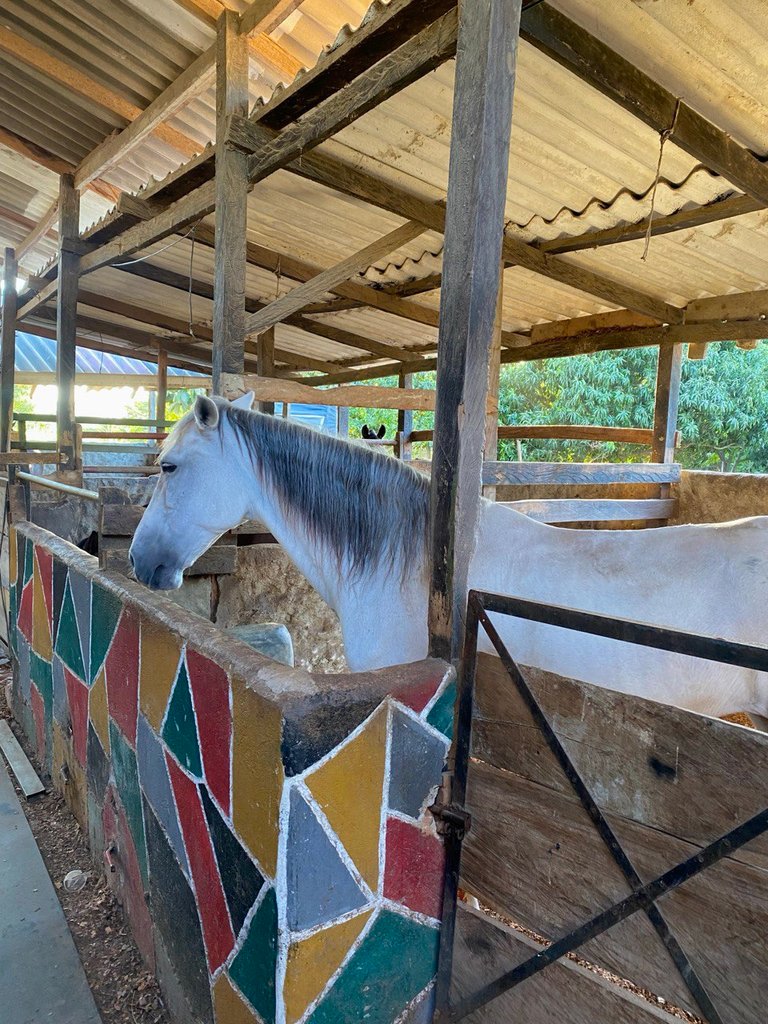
(430, 770, 472, 840)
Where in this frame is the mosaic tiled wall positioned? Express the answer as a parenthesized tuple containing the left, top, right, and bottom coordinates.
(8, 523, 454, 1024)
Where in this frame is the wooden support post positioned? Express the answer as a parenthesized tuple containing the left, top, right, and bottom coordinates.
(56, 174, 81, 475)
(337, 407, 349, 437)
(257, 326, 275, 414)
(395, 372, 413, 461)
(156, 348, 168, 428)
(428, 0, 521, 663)
(212, 10, 249, 394)
(651, 342, 683, 526)
(482, 265, 504, 499)
(1, 247, 17, 451)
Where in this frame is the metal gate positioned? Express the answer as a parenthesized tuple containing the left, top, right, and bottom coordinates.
(433, 591, 768, 1023)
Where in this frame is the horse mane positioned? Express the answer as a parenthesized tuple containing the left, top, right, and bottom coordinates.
(220, 407, 430, 579)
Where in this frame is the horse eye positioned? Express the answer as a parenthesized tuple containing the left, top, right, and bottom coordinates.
(160, 462, 177, 475)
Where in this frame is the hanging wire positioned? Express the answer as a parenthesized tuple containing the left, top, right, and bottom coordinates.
(188, 223, 197, 338)
(274, 255, 282, 299)
(642, 99, 681, 262)
(112, 222, 198, 267)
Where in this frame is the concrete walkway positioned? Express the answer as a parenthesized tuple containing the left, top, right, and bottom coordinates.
(0, 758, 102, 1024)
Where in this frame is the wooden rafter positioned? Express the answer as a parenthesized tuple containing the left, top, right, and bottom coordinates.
(16, 199, 58, 264)
(243, 221, 427, 335)
(520, 4, 768, 207)
(170, 0, 302, 79)
(0, 27, 199, 161)
(239, 0, 304, 38)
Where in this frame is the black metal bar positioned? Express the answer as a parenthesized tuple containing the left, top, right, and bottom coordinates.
(434, 593, 480, 1012)
(475, 601, 725, 1024)
(445, 803, 768, 1022)
(475, 591, 768, 672)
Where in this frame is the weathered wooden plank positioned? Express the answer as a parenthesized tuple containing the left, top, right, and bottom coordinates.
(0, 452, 62, 465)
(56, 176, 80, 474)
(239, 0, 304, 37)
(501, 497, 677, 523)
(462, 757, 768, 1018)
(482, 462, 681, 486)
(428, 0, 521, 663)
(1, 247, 17, 452)
(156, 348, 168, 429)
(521, 4, 768, 207)
(16, 200, 58, 264)
(184, 545, 237, 576)
(99, 504, 145, 536)
(686, 288, 768, 323)
(221, 373, 437, 411)
(483, 265, 504, 500)
(213, 10, 249, 393)
(470, 654, 768, 870)
(75, 45, 215, 188)
(243, 221, 427, 336)
(412, 424, 658, 444)
(0, 721, 45, 797)
(531, 309, 660, 344)
(452, 904, 680, 1024)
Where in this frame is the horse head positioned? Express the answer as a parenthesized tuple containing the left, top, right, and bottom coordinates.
(361, 424, 386, 440)
(129, 391, 254, 589)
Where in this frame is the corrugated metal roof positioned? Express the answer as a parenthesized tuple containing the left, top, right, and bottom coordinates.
(14, 331, 199, 377)
(2, 0, 768, 376)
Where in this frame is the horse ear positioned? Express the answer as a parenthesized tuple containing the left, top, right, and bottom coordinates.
(194, 395, 220, 430)
(362, 424, 370, 438)
(230, 390, 254, 411)
(377, 424, 385, 439)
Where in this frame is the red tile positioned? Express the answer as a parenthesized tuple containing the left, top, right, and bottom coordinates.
(64, 667, 89, 767)
(186, 649, 231, 816)
(167, 753, 235, 971)
(30, 683, 45, 758)
(102, 786, 155, 969)
(105, 607, 140, 747)
(384, 816, 446, 920)
(36, 548, 53, 626)
(17, 580, 33, 645)
(391, 670, 447, 715)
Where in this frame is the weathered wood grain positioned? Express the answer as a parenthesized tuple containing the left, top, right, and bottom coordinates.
(500, 497, 676, 523)
(461, 758, 768, 1018)
(1, 247, 17, 451)
(410, 424, 658, 444)
(482, 462, 681, 486)
(452, 904, 680, 1024)
(221, 373, 437, 411)
(56, 176, 80, 473)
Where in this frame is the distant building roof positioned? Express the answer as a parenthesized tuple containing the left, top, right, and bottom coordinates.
(14, 332, 199, 379)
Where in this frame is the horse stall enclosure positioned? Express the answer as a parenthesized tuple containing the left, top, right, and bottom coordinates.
(441, 594, 768, 1024)
(8, 521, 454, 1024)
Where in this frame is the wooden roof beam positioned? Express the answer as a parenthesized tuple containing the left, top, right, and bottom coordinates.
(243, 220, 427, 335)
(520, 4, 768, 206)
(170, 0, 302, 80)
(239, 0, 305, 38)
(16, 199, 58, 265)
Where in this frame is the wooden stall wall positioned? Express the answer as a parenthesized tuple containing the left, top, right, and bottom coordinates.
(8, 522, 454, 1024)
(456, 654, 768, 1023)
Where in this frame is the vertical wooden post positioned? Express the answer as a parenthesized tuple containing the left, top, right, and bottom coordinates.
(482, 266, 504, 499)
(337, 407, 349, 437)
(396, 371, 413, 460)
(56, 173, 81, 475)
(212, 9, 249, 394)
(156, 348, 168, 429)
(428, 0, 522, 662)
(257, 326, 275, 414)
(652, 343, 682, 465)
(1, 247, 17, 452)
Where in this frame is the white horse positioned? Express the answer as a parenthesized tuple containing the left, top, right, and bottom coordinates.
(129, 394, 768, 720)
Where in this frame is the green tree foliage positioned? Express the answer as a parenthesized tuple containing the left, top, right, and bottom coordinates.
(344, 372, 435, 455)
(495, 342, 768, 472)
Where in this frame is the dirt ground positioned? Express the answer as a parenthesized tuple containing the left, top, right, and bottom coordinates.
(0, 661, 169, 1024)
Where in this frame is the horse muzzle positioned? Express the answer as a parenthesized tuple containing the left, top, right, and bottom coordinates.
(128, 544, 184, 591)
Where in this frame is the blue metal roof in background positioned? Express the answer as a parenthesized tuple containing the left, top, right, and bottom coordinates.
(14, 332, 200, 378)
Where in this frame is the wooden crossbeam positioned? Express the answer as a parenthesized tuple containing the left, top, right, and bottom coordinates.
(244, 221, 427, 335)
(0, 27, 199, 160)
(520, 5, 768, 206)
(16, 199, 58, 263)
(239, 0, 304, 37)
(482, 461, 681, 487)
(75, 46, 217, 189)
(502, 497, 677, 524)
(170, 0, 302, 79)
(221, 373, 437, 411)
(685, 289, 768, 323)
(0, 127, 119, 206)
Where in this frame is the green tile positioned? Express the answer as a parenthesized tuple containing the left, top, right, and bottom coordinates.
(23, 537, 33, 586)
(109, 719, 148, 887)
(229, 887, 278, 1024)
(426, 679, 456, 739)
(30, 651, 53, 718)
(161, 661, 202, 779)
(89, 582, 122, 683)
(54, 581, 86, 681)
(307, 910, 439, 1024)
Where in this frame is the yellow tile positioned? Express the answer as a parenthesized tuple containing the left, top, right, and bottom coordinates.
(52, 721, 87, 828)
(32, 555, 52, 660)
(89, 666, 110, 755)
(213, 974, 257, 1024)
(231, 675, 283, 878)
(139, 615, 182, 731)
(9, 526, 16, 582)
(284, 910, 372, 1024)
(305, 707, 387, 890)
